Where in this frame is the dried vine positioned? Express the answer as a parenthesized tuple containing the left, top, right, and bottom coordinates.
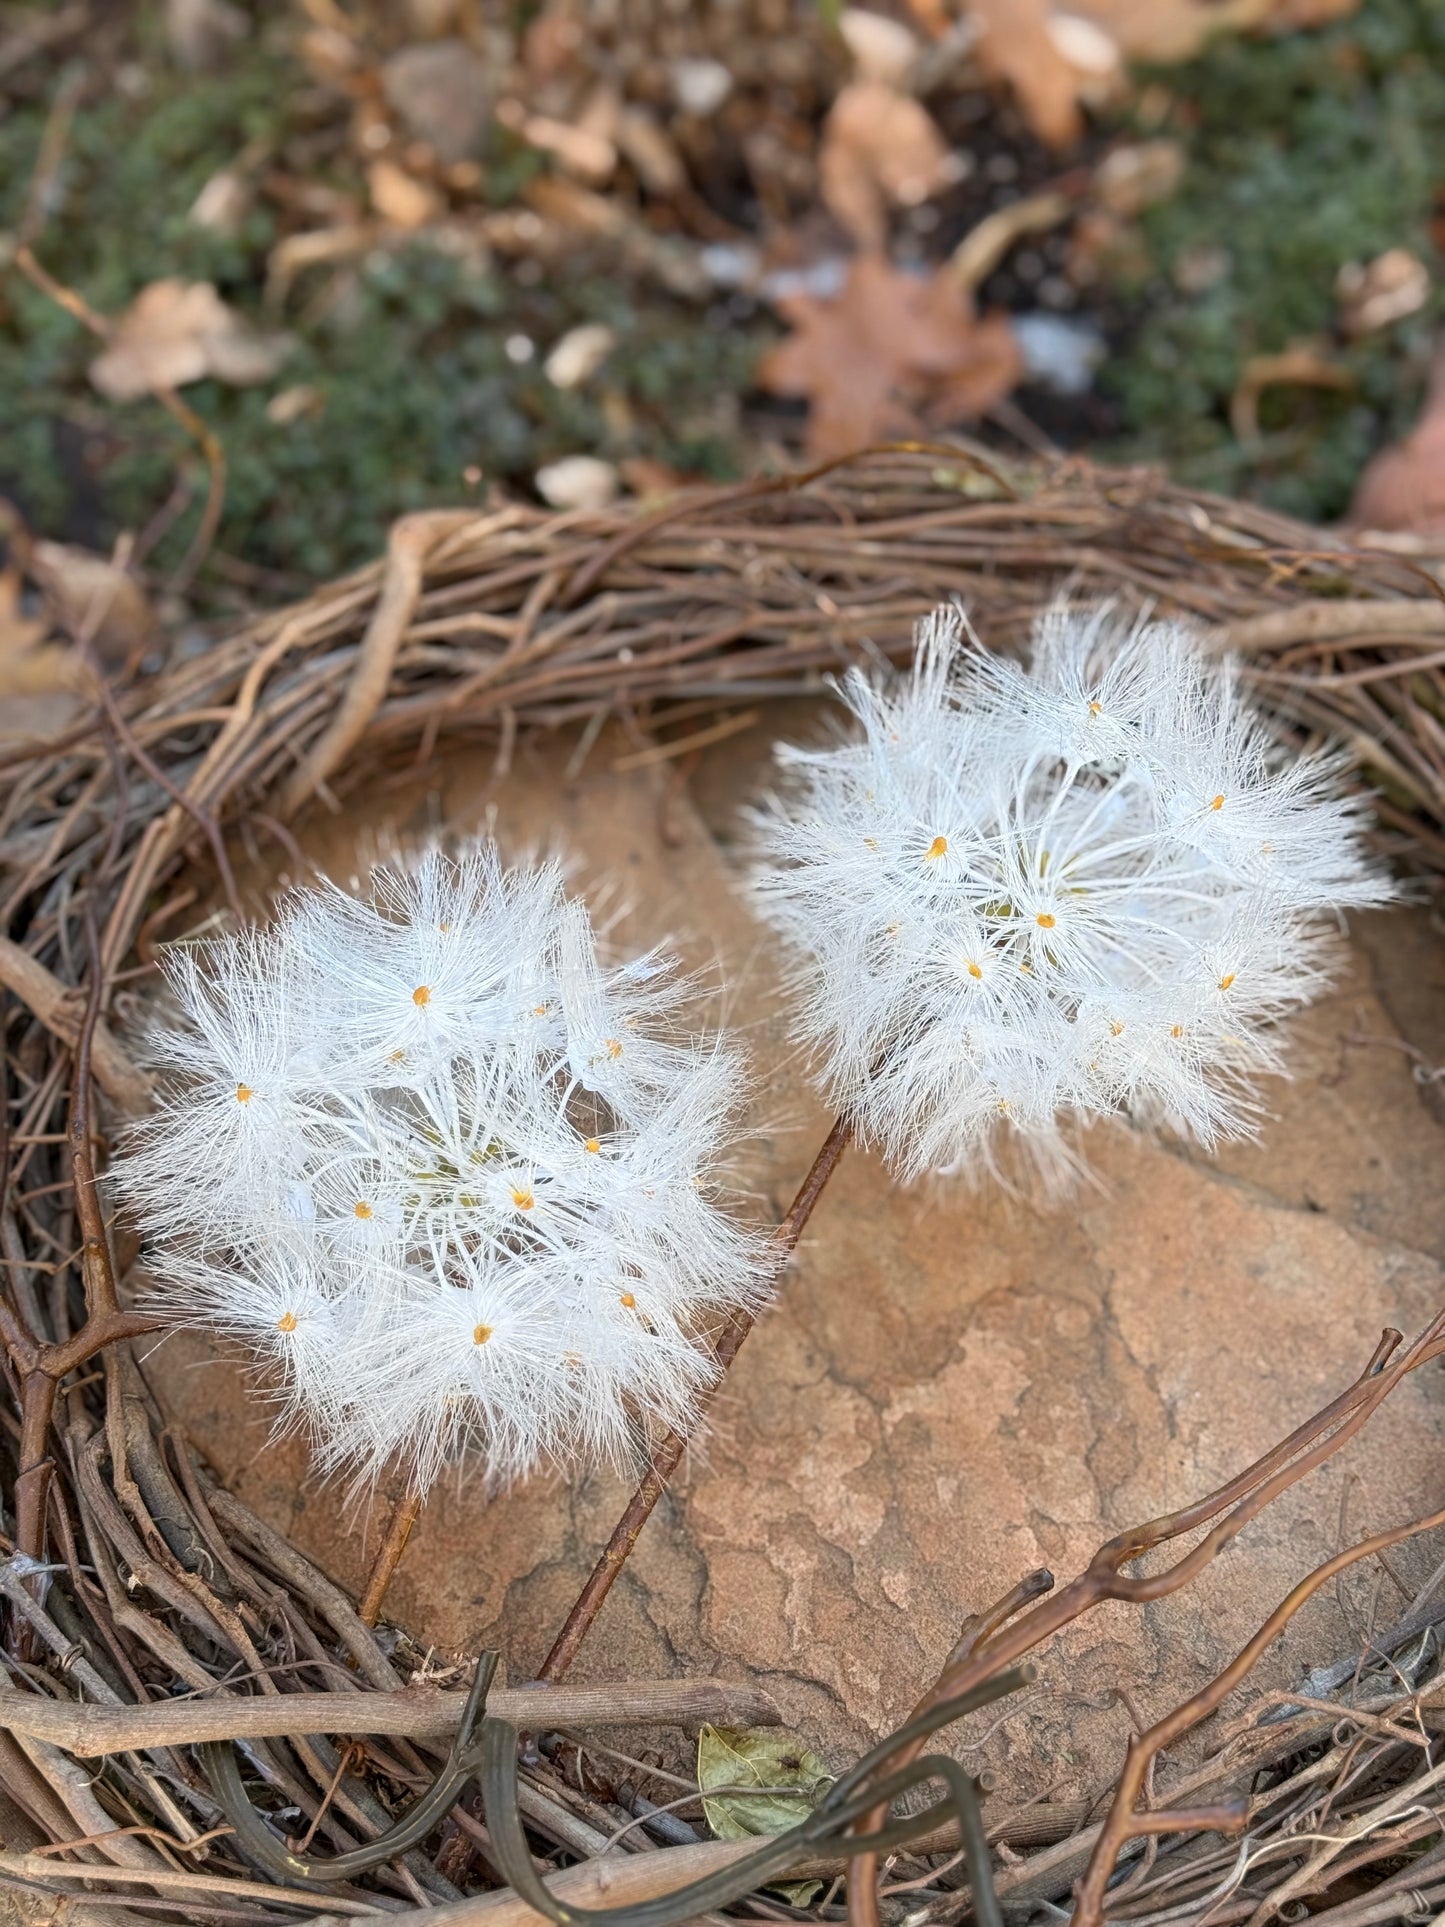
(2, 447, 1444, 1926)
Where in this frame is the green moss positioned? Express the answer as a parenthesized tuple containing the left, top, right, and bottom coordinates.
(1103, 0, 1445, 521)
(0, 21, 765, 582)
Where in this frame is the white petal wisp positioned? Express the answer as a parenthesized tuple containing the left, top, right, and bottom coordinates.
(752, 604, 1391, 1186)
(114, 848, 767, 1494)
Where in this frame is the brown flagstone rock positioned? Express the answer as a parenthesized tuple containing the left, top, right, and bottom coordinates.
(146, 714, 1445, 1803)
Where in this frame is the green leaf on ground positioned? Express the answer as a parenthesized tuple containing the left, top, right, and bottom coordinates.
(697, 1723, 833, 1908)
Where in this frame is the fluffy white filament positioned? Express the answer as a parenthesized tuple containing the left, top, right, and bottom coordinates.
(752, 604, 1391, 1185)
(114, 847, 767, 1493)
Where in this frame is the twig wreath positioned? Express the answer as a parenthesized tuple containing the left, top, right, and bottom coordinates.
(6, 450, 1445, 1927)
(105, 603, 1393, 1919)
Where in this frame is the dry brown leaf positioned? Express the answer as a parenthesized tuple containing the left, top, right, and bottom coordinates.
(839, 9, 920, 87)
(0, 568, 88, 745)
(264, 225, 372, 310)
(0, 569, 51, 668)
(614, 108, 686, 198)
(1093, 138, 1186, 218)
(1336, 249, 1431, 340)
(819, 82, 959, 249)
(1228, 338, 1353, 442)
(28, 542, 154, 665)
(968, 0, 1087, 149)
(90, 280, 291, 402)
(367, 158, 443, 230)
(1063, 0, 1358, 66)
(265, 384, 325, 426)
(758, 254, 1021, 457)
(1349, 350, 1445, 535)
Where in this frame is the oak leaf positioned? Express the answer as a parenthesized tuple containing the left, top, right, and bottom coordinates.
(758, 254, 1021, 457)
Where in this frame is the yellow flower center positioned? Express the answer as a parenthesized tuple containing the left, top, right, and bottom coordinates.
(353, 1201, 373, 1220)
(925, 834, 948, 861)
(1210, 794, 1225, 812)
(412, 984, 431, 1007)
(1171, 1024, 1185, 1039)
(473, 1323, 493, 1346)
(966, 960, 983, 981)
(619, 1291, 637, 1309)
(604, 1038, 623, 1060)
(511, 1186, 535, 1212)
(1036, 912, 1056, 929)
(235, 1083, 253, 1105)
(1219, 972, 1236, 990)
(584, 1137, 601, 1154)
(1088, 700, 1103, 715)
(276, 1310, 298, 1334)
(1110, 1020, 1125, 1036)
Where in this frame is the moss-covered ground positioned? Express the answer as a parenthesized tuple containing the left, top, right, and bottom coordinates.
(2, 1, 1442, 591)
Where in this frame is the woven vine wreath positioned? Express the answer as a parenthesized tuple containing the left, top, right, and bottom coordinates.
(3, 445, 1445, 1927)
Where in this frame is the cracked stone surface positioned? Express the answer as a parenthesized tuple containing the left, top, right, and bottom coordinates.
(146, 713, 1445, 1801)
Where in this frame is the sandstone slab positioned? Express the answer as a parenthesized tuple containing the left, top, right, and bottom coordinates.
(146, 714, 1445, 1803)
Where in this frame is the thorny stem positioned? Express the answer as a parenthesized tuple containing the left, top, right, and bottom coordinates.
(844, 1311, 1445, 1927)
(537, 1112, 852, 1683)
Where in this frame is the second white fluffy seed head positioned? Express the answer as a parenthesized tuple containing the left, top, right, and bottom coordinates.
(752, 604, 1391, 1185)
(114, 846, 768, 1493)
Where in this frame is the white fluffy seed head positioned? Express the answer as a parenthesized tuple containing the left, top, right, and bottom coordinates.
(751, 603, 1392, 1188)
(115, 845, 768, 1494)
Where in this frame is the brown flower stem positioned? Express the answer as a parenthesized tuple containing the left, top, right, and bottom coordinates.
(537, 1113, 852, 1684)
(358, 1484, 425, 1629)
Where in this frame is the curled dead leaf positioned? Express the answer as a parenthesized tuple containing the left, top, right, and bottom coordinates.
(615, 107, 686, 198)
(1336, 249, 1431, 340)
(29, 542, 153, 665)
(0, 568, 89, 745)
(839, 9, 920, 87)
(819, 82, 961, 250)
(1228, 339, 1353, 443)
(367, 158, 443, 230)
(1093, 139, 1186, 219)
(1348, 349, 1445, 536)
(90, 280, 291, 402)
(1059, 0, 1360, 67)
(759, 254, 1022, 457)
(265, 384, 325, 426)
(968, 0, 1087, 149)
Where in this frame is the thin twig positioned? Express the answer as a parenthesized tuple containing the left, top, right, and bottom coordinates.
(537, 1113, 851, 1682)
